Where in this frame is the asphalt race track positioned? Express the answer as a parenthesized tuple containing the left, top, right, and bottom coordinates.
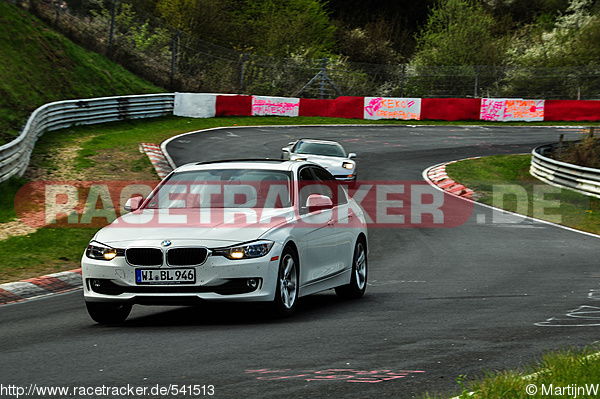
(2, 125, 599, 399)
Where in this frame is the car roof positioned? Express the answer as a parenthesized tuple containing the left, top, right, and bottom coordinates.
(173, 159, 309, 173)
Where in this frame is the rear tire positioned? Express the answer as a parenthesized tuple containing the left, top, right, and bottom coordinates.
(335, 238, 367, 299)
(86, 301, 132, 324)
(271, 246, 299, 317)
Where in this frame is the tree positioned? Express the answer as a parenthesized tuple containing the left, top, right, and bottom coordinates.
(231, 0, 336, 58)
(412, 0, 507, 66)
(154, 0, 231, 44)
(507, 0, 600, 66)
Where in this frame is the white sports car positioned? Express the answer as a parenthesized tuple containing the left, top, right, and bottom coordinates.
(281, 139, 357, 184)
(82, 159, 368, 324)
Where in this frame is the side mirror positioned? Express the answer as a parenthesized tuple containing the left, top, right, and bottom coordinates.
(306, 194, 333, 213)
(348, 153, 357, 159)
(124, 196, 143, 212)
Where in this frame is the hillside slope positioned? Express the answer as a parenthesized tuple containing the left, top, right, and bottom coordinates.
(0, 1, 163, 145)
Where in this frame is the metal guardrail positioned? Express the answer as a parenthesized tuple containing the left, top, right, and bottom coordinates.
(0, 93, 175, 184)
(530, 142, 600, 198)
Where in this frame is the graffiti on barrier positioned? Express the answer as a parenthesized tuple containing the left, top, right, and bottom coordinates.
(252, 96, 300, 117)
(480, 99, 544, 122)
(364, 97, 421, 120)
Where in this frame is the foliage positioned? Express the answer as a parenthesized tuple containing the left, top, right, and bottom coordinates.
(408, 0, 510, 97)
(412, 0, 508, 66)
(231, 0, 336, 58)
(507, 0, 600, 66)
(154, 0, 232, 45)
(555, 135, 600, 168)
(334, 22, 401, 65)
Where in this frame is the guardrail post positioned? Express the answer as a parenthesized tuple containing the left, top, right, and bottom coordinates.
(557, 134, 564, 158)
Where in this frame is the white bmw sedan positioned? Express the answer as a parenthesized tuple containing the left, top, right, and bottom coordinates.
(82, 159, 368, 324)
(281, 139, 357, 185)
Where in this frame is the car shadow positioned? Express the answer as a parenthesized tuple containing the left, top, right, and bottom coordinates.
(91, 291, 374, 328)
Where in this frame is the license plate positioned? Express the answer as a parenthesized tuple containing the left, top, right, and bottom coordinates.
(135, 268, 196, 285)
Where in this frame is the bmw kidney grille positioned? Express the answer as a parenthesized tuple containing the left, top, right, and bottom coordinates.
(125, 247, 208, 267)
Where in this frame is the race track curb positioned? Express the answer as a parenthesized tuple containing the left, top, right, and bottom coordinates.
(0, 269, 82, 305)
(426, 161, 475, 199)
(140, 142, 173, 178)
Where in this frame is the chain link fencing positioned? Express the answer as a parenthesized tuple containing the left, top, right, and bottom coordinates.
(13, 0, 600, 100)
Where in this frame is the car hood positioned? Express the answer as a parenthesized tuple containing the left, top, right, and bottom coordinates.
(93, 208, 295, 247)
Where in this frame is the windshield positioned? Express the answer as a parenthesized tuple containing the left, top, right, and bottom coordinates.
(145, 169, 293, 209)
(295, 142, 346, 157)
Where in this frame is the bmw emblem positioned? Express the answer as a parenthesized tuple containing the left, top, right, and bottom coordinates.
(161, 240, 172, 247)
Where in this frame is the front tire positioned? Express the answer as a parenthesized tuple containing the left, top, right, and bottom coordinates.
(86, 301, 132, 324)
(271, 246, 299, 317)
(335, 238, 367, 299)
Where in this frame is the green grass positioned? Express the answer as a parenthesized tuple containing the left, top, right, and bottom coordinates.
(446, 154, 600, 235)
(422, 346, 600, 398)
(0, 176, 28, 223)
(0, 1, 162, 145)
(0, 227, 97, 283)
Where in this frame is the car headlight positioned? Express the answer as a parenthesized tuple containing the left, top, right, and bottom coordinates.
(342, 162, 354, 169)
(213, 240, 274, 260)
(86, 241, 122, 261)
(294, 157, 307, 161)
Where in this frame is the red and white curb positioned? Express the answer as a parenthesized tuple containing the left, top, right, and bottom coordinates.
(140, 142, 173, 178)
(426, 161, 475, 199)
(0, 269, 82, 305)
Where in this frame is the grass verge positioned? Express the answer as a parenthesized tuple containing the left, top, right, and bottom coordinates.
(0, 228, 97, 284)
(421, 346, 600, 398)
(0, 176, 28, 224)
(446, 154, 600, 235)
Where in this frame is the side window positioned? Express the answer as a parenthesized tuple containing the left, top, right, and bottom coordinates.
(311, 167, 347, 205)
(298, 167, 317, 210)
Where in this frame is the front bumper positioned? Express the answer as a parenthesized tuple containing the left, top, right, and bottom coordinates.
(82, 247, 281, 305)
(333, 175, 357, 182)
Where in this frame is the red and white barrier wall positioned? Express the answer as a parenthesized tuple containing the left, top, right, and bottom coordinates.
(174, 93, 600, 122)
